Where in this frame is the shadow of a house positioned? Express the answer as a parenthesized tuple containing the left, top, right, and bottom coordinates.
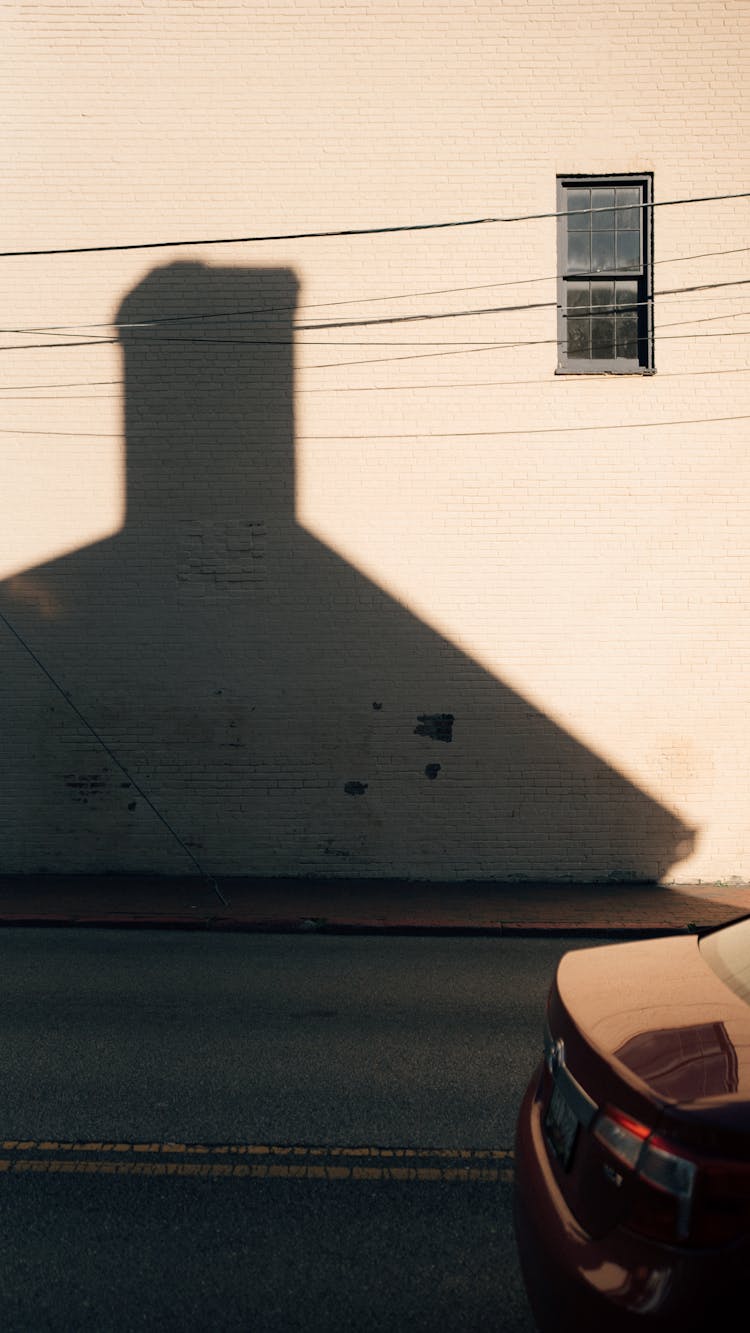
(0, 263, 695, 881)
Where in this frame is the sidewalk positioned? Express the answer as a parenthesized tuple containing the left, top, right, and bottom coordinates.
(1, 874, 749, 936)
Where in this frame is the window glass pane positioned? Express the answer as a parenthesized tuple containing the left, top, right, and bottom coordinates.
(617, 311, 638, 359)
(591, 315, 615, 358)
(591, 230, 615, 271)
(615, 280, 638, 309)
(567, 231, 590, 271)
(591, 188, 615, 229)
(567, 316, 591, 358)
(616, 186, 640, 229)
(567, 281, 590, 312)
(616, 230, 640, 269)
(591, 282, 614, 310)
(567, 188, 590, 230)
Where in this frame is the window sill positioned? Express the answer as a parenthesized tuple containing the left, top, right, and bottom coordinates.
(555, 367, 656, 377)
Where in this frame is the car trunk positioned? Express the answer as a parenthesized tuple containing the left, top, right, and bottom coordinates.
(541, 935, 750, 1244)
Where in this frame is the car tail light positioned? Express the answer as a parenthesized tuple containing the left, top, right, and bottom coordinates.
(594, 1106, 697, 1242)
(594, 1104, 750, 1246)
(594, 1107, 650, 1169)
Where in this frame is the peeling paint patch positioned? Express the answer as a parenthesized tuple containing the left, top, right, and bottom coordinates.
(425, 764, 441, 780)
(414, 714, 454, 743)
(344, 782, 368, 796)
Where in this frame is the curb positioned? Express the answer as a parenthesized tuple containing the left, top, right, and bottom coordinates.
(0, 913, 696, 938)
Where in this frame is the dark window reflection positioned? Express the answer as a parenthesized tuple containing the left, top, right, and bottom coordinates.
(566, 278, 643, 360)
(591, 187, 615, 228)
(615, 1022, 739, 1099)
(568, 231, 590, 270)
(568, 188, 590, 229)
(617, 230, 640, 268)
(567, 317, 590, 358)
(591, 231, 615, 271)
(591, 315, 615, 357)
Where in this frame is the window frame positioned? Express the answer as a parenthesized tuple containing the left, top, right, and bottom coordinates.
(556, 172, 654, 375)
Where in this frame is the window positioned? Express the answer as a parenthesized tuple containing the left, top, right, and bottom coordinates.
(557, 174, 653, 373)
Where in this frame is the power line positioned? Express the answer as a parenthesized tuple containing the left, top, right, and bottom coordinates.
(0, 392, 124, 400)
(3, 320, 750, 366)
(303, 325, 750, 370)
(0, 300, 556, 340)
(299, 365, 750, 392)
(3, 363, 750, 400)
(3, 276, 749, 346)
(1, 190, 748, 259)
(0, 379, 123, 392)
(5, 245, 749, 338)
(2, 411, 748, 441)
(3, 295, 750, 353)
(297, 412, 750, 439)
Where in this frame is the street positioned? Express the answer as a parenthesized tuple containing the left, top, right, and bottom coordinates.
(0, 930, 601, 1330)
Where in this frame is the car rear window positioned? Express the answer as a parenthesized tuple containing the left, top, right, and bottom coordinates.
(700, 916, 750, 1005)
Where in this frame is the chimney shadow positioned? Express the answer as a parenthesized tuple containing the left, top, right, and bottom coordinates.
(0, 262, 695, 882)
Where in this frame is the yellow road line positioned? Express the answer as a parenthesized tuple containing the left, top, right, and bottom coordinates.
(1, 1139, 513, 1162)
(0, 1140, 514, 1184)
(0, 1157, 513, 1183)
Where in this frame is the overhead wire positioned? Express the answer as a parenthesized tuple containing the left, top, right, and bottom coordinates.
(3, 320, 750, 364)
(2, 362, 750, 401)
(2, 410, 749, 441)
(1, 189, 748, 258)
(302, 325, 750, 370)
(2, 290, 750, 350)
(301, 412, 750, 438)
(6, 298, 749, 350)
(4, 251, 750, 338)
(3, 276, 750, 343)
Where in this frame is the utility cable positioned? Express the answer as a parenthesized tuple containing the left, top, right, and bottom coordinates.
(2, 410, 746, 442)
(3, 300, 750, 350)
(3, 320, 750, 362)
(4, 302, 750, 354)
(1, 190, 748, 258)
(3, 362, 750, 400)
(302, 325, 750, 370)
(294, 412, 750, 440)
(0, 608, 229, 908)
(3, 277, 749, 344)
(4, 245, 749, 338)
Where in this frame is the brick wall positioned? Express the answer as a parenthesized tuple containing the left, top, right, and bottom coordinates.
(2, 1, 749, 881)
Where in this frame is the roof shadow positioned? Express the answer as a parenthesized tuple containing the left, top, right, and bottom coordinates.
(0, 263, 696, 880)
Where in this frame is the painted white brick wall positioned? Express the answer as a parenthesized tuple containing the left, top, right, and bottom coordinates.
(1, 0, 749, 882)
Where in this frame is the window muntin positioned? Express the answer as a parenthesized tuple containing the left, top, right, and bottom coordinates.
(557, 175, 653, 373)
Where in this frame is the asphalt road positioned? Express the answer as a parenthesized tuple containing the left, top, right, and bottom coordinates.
(0, 929, 602, 1331)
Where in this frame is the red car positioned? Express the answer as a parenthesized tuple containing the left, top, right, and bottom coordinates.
(514, 916, 750, 1331)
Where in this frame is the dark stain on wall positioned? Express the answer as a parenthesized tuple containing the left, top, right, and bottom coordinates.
(414, 713, 454, 743)
(344, 781, 368, 795)
(425, 763, 441, 780)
